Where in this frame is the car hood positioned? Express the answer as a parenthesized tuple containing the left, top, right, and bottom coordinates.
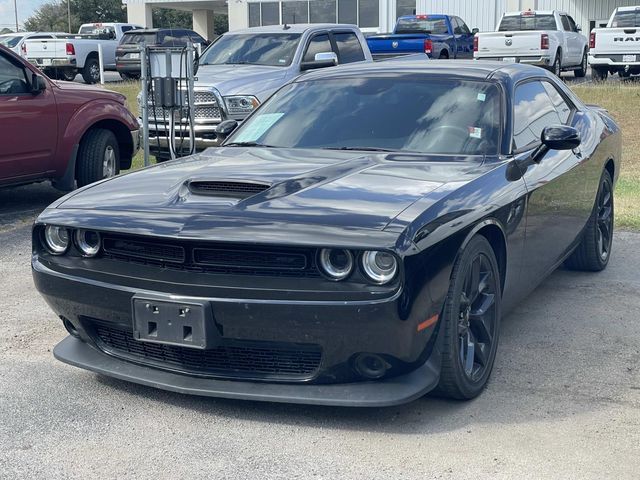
(195, 64, 289, 99)
(52, 148, 492, 236)
(52, 80, 126, 103)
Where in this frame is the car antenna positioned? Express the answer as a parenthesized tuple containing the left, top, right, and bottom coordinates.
(283, 23, 291, 30)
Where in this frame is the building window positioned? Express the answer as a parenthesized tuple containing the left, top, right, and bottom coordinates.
(310, 0, 336, 23)
(248, 3, 261, 27)
(261, 2, 280, 25)
(338, 0, 357, 24)
(282, 1, 309, 24)
(358, 0, 378, 28)
(396, 0, 415, 18)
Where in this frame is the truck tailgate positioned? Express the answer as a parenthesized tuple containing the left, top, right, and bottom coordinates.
(367, 34, 426, 57)
(25, 39, 69, 62)
(476, 31, 545, 57)
(593, 28, 640, 54)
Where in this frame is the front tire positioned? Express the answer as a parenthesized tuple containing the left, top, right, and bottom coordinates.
(565, 170, 614, 272)
(76, 129, 120, 187)
(436, 235, 501, 400)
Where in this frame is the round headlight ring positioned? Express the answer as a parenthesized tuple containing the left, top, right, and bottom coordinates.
(75, 229, 101, 257)
(361, 251, 398, 285)
(43, 225, 70, 255)
(318, 248, 354, 281)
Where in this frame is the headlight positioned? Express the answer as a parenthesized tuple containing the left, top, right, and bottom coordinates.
(318, 248, 354, 281)
(43, 225, 70, 255)
(75, 229, 101, 257)
(361, 251, 398, 284)
(224, 95, 259, 117)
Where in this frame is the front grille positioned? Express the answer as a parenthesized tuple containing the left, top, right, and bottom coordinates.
(188, 180, 271, 198)
(148, 88, 222, 123)
(86, 319, 322, 381)
(101, 235, 322, 278)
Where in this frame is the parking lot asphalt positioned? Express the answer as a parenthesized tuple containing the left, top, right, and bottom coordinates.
(0, 182, 639, 479)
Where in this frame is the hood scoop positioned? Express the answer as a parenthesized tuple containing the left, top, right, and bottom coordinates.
(187, 179, 272, 199)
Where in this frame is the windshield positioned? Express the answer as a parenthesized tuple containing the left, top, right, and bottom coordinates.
(0, 35, 23, 48)
(499, 14, 557, 31)
(200, 33, 301, 66)
(227, 76, 501, 156)
(611, 10, 640, 28)
(395, 18, 448, 35)
(122, 32, 157, 45)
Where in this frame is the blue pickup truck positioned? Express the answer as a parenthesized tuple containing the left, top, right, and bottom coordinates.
(367, 14, 477, 60)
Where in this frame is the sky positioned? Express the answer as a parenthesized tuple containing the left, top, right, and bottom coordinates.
(0, 0, 52, 30)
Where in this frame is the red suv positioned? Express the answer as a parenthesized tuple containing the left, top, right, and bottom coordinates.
(0, 45, 139, 190)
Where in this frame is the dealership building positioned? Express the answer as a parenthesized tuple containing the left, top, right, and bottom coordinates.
(123, 0, 640, 39)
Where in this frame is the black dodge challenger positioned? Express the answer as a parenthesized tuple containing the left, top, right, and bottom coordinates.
(33, 61, 621, 406)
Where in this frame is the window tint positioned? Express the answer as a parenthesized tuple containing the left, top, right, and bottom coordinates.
(542, 82, 572, 124)
(499, 14, 557, 31)
(229, 77, 501, 156)
(121, 26, 134, 33)
(282, 1, 309, 24)
(303, 34, 332, 62)
(567, 16, 578, 32)
(200, 33, 301, 66)
(261, 2, 280, 25)
(122, 32, 157, 45)
(0, 35, 23, 48)
(611, 10, 640, 28)
(338, 0, 357, 24)
(513, 81, 565, 150)
(334, 32, 365, 63)
(561, 15, 572, 31)
(310, 0, 336, 23)
(456, 18, 471, 34)
(396, 0, 416, 18)
(396, 17, 448, 34)
(0, 54, 29, 95)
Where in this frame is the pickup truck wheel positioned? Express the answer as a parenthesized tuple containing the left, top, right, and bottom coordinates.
(575, 51, 588, 78)
(77, 129, 120, 187)
(592, 67, 608, 82)
(82, 57, 100, 84)
(551, 54, 562, 77)
(438, 51, 449, 59)
(119, 72, 140, 81)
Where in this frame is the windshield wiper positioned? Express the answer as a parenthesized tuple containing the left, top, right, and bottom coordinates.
(224, 142, 279, 148)
(322, 146, 395, 152)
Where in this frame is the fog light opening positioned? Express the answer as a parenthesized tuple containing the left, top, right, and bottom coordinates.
(354, 353, 389, 380)
(61, 317, 80, 338)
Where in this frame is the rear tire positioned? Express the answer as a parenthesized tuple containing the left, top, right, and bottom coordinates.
(76, 129, 120, 187)
(575, 50, 587, 78)
(565, 170, 614, 272)
(119, 72, 140, 81)
(551, 52, 562, 77)
(82, 56, 100, 84)
(435, 235, 501, 400)
(438, 51, 449, 59)
(592, 67, 608, 82)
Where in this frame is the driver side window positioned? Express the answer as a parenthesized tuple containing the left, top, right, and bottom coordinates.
(0, 54, 29, 95)
(303, 33, 332, 63)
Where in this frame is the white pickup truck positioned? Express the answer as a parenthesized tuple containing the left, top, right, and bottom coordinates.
(474, 10, 588, 77)
(25, 23, 141, 83)
(589, 6, 640, 81)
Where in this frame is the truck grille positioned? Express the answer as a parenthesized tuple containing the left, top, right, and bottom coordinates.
(101, 235, 322, 278)
(85, 318, 323, 381)
(148, 88, 222, 123)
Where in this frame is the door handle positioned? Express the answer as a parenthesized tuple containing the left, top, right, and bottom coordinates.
(573, 148, 583, 159)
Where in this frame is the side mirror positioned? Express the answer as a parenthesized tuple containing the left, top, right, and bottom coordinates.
(300, 52, 338, 72)
(576, 24, 582, 32)
(216, 119, 239, 142)
(472, 28, 480, 34)
(531, 125, 581, 163)
(30, 73, 46, 95)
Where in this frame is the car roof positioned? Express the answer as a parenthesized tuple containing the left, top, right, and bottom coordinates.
(124, 28, 198, 34)
(503, 10, 559, 16)
(616, 6, 640, 12)
(227, 24, 358, 35)
(297, 59, 552, 85)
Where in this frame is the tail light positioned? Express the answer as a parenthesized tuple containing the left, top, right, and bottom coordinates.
(424, 38, 433, 55)
(541, 33, 549, 50)
(473, 36, 479, 52)
(66, 43, 75, 55)
(589, 32, 596, 49)
(21, 42, 27, 56)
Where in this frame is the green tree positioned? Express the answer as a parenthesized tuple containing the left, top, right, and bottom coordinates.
(152, 8, 229, 37)
(24, 1, 75, 32)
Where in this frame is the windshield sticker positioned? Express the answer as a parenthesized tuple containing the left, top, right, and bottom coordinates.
(477, 93, 487, 102)
(233, 113, 285, 143)
(468, 127, 482, 139)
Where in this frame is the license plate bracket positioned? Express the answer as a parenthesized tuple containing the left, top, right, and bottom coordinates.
(132, 296, 216, 350)
(502, 57, 517, 63)
(622, 54, 637, 63)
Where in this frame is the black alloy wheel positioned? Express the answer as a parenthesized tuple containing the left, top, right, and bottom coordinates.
(436, 235, 501, 399)
(565, 169, 614, 271)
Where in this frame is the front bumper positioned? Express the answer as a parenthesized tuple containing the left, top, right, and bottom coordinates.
(54, 335, 440, 406)
(33, 256, 443, 406)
